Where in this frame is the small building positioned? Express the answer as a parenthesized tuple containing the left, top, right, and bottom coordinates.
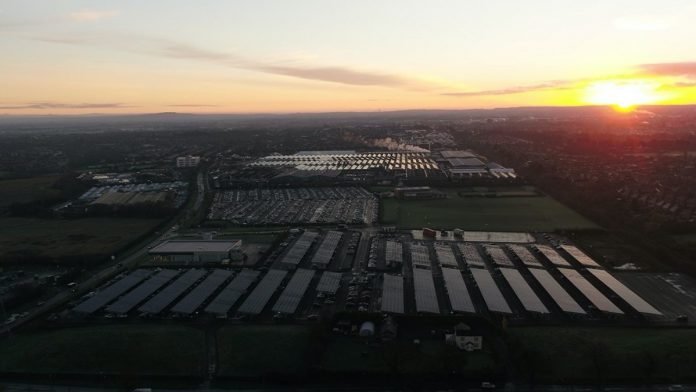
(445, 322, 483, 351)
(487, 162, 516, 177)
(359, 321, 376, 337)
(176, 155, 201, 168)
(380, 316, 398, 340)
(149, 240, 243, 263)
(422, 227, 437, 238)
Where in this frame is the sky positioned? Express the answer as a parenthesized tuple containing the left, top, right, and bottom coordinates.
(2, 0, 696, 114)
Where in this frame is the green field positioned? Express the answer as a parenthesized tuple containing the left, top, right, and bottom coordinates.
(0, 325, 205, 375)
(380, 187, 597, 231)
(216, 325, 315, 378)
(0, 175, 62, 207)
(673, 233, 696, 247)
(508, 327, 696, 383)
(321, 338, 499, 376)
(0, 217, 162, 263)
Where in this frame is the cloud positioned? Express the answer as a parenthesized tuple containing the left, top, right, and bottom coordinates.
(443, 61, 696, 98)
(31, 34, 428, 89)
(0, 102, 133, 110)
(68, 10, 120, 22)
(614, 16, 670, 31)
(640, 62, 696, 78)
(157, 42, 419, 88)
(259, 65, 411, 87)
(167, 104, 218, 107)
(442, 81, 575, 97)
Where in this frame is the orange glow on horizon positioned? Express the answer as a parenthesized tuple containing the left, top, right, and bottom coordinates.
(584, 80, 665, 111)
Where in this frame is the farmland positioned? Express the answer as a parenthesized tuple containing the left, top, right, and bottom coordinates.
(0, 325, 205, 376)
(0, 217, 162, 264)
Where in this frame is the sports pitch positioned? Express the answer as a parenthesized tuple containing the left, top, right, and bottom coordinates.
(380, 187, 598, 231)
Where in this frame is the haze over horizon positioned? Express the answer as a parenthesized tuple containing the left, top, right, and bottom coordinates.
(3, 0, 696, 114)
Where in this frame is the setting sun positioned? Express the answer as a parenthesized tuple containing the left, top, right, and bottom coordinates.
(585, 80, 663, 110)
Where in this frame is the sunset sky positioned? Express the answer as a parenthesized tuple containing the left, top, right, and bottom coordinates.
(2, 0, 696, 114)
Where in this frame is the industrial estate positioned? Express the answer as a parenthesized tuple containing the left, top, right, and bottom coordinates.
(2, 113, 696, 390)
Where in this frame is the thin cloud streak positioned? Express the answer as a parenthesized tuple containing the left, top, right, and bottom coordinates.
(32, 34, 428, 90)
(444, 62, 696, 98)
(442, 81, 575, 97)
(640, 62, 696, 78)
(167, 104, 219, 107)
(0, 102, 133, 110)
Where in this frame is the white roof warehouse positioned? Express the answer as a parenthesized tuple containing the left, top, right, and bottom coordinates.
(149, 240, 243, 263)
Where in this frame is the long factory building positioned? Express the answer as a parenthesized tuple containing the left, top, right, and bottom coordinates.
(71, 238, 663, 320)
(249, 151, 439, 172)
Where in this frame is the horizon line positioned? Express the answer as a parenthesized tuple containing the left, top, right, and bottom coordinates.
(2, 103, 696, 118)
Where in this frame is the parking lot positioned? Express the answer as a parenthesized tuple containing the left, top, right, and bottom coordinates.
(208, 187, 378, 225)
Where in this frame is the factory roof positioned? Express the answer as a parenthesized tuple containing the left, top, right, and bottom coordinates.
(440, 150, 478, 159)
(447, 158, 486, 167)
(149, 240, 241, 254)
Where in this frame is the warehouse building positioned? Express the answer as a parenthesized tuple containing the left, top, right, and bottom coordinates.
(149, 240, 243, 264)
(176, 155, 201, 168)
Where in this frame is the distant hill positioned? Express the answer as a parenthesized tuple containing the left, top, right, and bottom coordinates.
(1, 105, 695, 133)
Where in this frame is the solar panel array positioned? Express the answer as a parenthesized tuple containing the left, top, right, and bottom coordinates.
(171, 269, 232, 314)
(457, 243, 486, 268)
(560, 245, 602, 268)
(281, 231, 318, 266)
(316, 271, 342, 294)
(272, 269, 316, 314)
(500, 268, 549, 314)
(434, 243, 458, 268)
(533, 245, 571, 267)
(413, 268, 440, 314)
(205, 269, 260, 316)
(528, 269, 586, 314)
(310, 231, 342, 267)
(587, 269, 661, 315)
(483, 245, 515, 267)
(385, 240, 403, 265)
(381, 274, 404, 314)
(410, 243, 431, 268)
(238, 269, 288, 314)
(508, 245, 544, 268)
(138, 269, 206, 314)
(471, 269, 512, 314)
(559, 268, 623, 314)
(441, 268, 475, 313)
(105, 269, 179, 314)
(74, 269, 152, 314)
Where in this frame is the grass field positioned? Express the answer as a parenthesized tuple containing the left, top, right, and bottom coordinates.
(673, 233, 696, 247)
(0, 325, 205, 375)
(216, 325, 315, 378)
(508, 327, 696, 383)
(0, 175, 62, 207)
(321, 338, 499, 376)
(0, 217, 162, 263)
(380, 187, 597, 231)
